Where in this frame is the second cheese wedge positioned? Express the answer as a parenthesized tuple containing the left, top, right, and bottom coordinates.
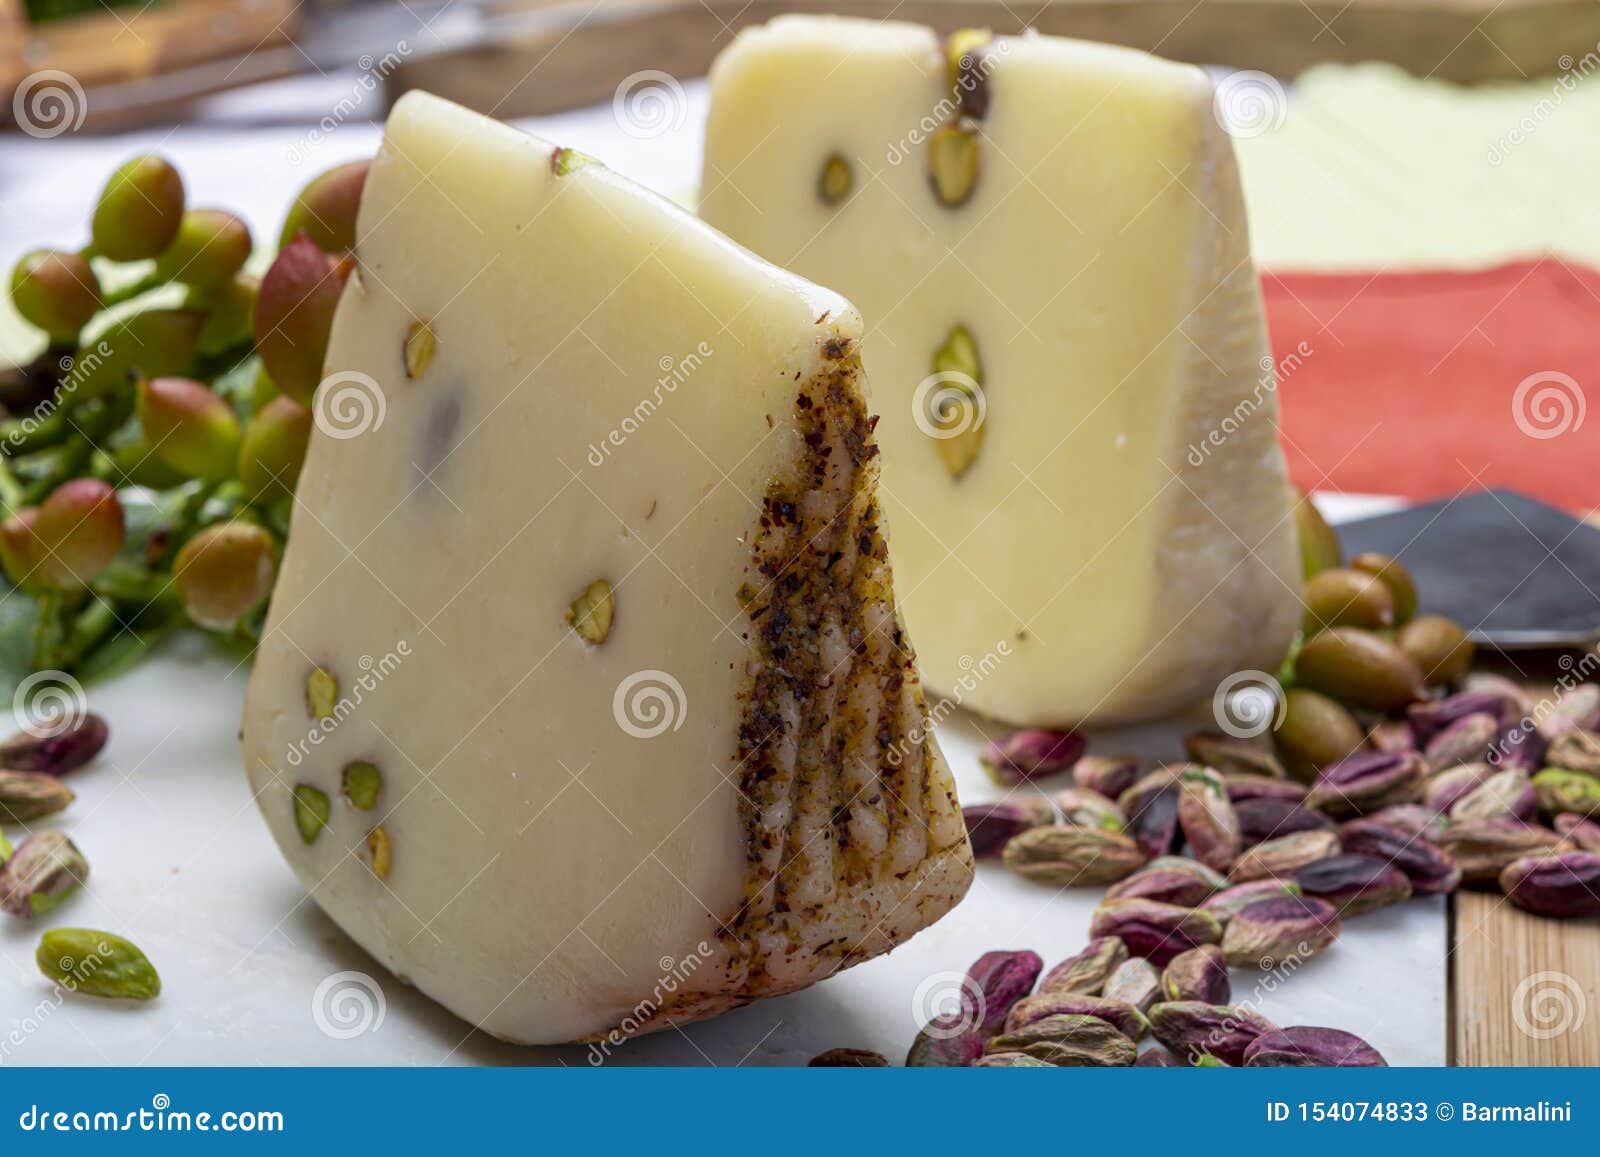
(701, 17, 1301, 727)
(241, 92, 971, 1045)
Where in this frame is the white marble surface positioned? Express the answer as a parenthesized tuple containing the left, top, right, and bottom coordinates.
(0, 76, 1442, 1065)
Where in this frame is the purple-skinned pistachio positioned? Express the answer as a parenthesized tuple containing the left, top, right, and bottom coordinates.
(1039, 936, 1126, 996)
(0, 712, 108, 776)
(1117, 770, 1182, 859)
(1088, 900, 1222, 967)
(1546, 729, 1600, 776)
(0, 771, 74, 824)
(1531, 768, 1600, 818)
(1221, 894, 1341, 968)
(1002, 826, 1145, 885)
(1424, 762, 1492, 814)
(1072, 754, 1141, 800)
(1423, 712, 1500, 772)
(1490, 723, 1546, 773)
(1177, 767, 1242, 872)
(1463, 673, 1536, 718)
(1146, 1001, 1277, 1066)
(905, 1013, 984, 1066)
(1294, 853, 1413, 917)
(1203, 879, 1304, 925)
(1436, 818, 1567, 887)
(1244, 1026, 1386, 1067)
(1367, 720, 1416, 754)
(971, 1051, 1051, 1068)
(1499, 851, 1600, 918)
(1224, 774, 1309, 805)
(1450, 768, 1536, 823)
(1305, 750, 1426, 819)
(1367, 802, 1450, 843)
(0, 831, 88, 917)
(1228, 830, 1342, 884)
(1161, 945, 1230, 1004)
(964, 949, 1043, 1037)
(808, 1048, 888, 1066)
(961, 799, 1051, 859)
(980, 728, 1085, 786)
(1134, 1046, 1183, 1066)
(1184, 732, 1287, 779)
(1554, 813, 1600, 851)
(1105, 855, 1228, 907)
(1409, 690, 1519, 744)
(1536, 685, 1600, 744)
(983, 1013, 1137, 1066)
(1003, 992, 1149, 1041)
(1338, 817, 1461, 894)
(1235, 798, 1336, 846)
(1050, 787, 1127, 832)
(1102, 957, 1162, 1013)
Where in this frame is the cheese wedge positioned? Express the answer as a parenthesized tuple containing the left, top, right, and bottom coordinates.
(701, 17, 1301, 727)
(240, 92, 971, 1045)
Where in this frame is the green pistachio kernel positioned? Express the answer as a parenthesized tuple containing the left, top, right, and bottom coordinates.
(306, 666, 338, 721)
(567, 578, 614, 644)
(293, 785, 331, 844)
(37, 928, 161, 1000)
(342, 761, 382, 811)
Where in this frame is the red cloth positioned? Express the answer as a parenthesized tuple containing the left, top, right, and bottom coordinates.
(1261, 258, 1600, 515)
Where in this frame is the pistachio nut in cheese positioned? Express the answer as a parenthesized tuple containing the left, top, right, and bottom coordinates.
(241, 92, 972, 1045)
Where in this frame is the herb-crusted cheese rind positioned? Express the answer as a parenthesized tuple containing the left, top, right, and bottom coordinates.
(240, 92, 970, 1045)
(701, 17, 1301, 728)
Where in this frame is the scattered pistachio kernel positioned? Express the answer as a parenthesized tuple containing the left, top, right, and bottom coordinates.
(37, 928, 161, 1000)
(551, 147, 598, 176)
(367, 826, 392, 880)
(293, 785, 331, 845)
(929, 324, 985, 478)
(929, 121, 980, 207)
(342, 761, 382, 811)
(403, 320, 436, 380)
(306, 666, 338, 721)
(567, 578, 614, 644)
(817, 154, 853, 205)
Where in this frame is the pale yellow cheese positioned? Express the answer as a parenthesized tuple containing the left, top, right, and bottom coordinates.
(241, 92, 970, 1045)
(701, 17, 1301, 727)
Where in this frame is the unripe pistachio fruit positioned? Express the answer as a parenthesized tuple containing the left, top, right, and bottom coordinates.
(238, 395, 312, 503)
(278, 160, 369, 253)
(173, 522, 279, 629)
(31, 478, 126, 590)
(136, 376, 242, 483)
(10, 250, 101, 342)
(254, 232, 350, 405)
(90, 155, 186, 261)
(154, 209, 252, 288)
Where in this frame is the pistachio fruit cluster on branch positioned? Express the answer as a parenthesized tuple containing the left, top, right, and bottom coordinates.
(1, 156, 369, 680)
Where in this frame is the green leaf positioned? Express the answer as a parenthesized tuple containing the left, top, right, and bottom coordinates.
(0, 585, 42, 704)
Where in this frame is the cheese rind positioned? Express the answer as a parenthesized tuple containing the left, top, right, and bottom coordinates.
(240, 92, 970, 1045)
(701, 18, 1301, 727)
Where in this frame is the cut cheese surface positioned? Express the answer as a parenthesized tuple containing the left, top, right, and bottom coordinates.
(701, 17, 1301, 727)
(240, 92, 971, 1045)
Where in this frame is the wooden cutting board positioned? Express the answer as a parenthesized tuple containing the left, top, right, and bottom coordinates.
(390, 0, 1600, 118)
